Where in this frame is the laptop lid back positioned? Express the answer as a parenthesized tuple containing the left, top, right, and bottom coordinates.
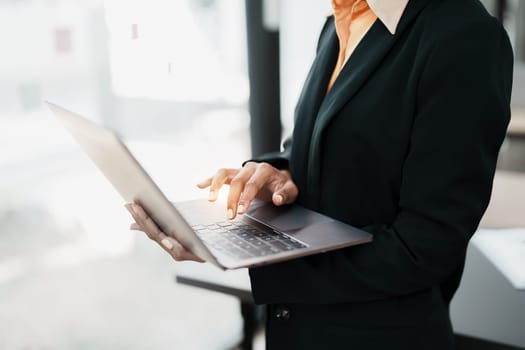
(47, 101, 219, 266)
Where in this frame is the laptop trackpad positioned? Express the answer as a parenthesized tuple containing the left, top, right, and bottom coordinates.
(246, 201, 369, 246)
(246, 201, 331, 231)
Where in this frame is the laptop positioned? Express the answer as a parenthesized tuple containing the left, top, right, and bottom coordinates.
(47, 101, 372, 269)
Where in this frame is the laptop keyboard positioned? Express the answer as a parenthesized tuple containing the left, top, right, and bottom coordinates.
(192, 221, 307, 260)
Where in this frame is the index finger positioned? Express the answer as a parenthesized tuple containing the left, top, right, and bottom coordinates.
(131, 203, 163, 241)
(208, 168, 237, 202)
(157, 233, 205, 262)
(237, 163, 275, 214)
(196, 177, 212, 189)
(226, 163, 257, 219)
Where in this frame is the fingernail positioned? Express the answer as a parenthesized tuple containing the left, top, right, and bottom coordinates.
(208, 191, 215, 201)
(237, 204, 245, 214)
(227, 208, 234, 219)
(161, 238, 173, 250)
(274, 194, 283, 204)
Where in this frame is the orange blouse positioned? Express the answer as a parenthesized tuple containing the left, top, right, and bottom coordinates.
(328, 0, 378, 91)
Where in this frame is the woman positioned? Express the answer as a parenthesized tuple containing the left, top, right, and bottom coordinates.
(127, 0, 513, 348)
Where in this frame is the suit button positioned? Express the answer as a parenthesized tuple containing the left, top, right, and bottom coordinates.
(275, 305, 291, 321)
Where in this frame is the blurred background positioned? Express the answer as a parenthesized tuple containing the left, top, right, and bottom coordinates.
(0, 0, 524, 349)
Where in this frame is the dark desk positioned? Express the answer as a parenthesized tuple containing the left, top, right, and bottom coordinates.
(450, 171, 525, 349)
(175, 263, 260, 350)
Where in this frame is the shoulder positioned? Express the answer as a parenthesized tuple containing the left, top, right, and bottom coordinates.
(409, 0, 513, 70)
(417, 0, 507, 43)
(414, 1, 513, 113)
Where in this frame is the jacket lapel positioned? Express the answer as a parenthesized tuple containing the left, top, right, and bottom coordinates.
(289, 17, 338, 193)
(306, 0, 432, 199)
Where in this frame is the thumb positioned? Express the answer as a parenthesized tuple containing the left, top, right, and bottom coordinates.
(272, 181, 298, 206)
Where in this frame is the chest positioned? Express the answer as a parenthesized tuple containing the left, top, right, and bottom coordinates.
(290, 22, 429, 214)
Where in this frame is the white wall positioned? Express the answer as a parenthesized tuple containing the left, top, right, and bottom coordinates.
(279, 0, 331, 136)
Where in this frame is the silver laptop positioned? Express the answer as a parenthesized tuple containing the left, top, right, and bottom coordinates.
(47, 101, 372, 270)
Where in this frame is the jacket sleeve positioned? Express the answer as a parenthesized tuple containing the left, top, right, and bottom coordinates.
(249, 18, 513, 304)
(244, 136, 292, 169)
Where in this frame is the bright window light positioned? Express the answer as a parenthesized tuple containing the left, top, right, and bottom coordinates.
(104, 0, 249, 104)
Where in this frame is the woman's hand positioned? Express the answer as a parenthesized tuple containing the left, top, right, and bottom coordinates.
(125, 162, 297, 262)
(125, 203, 204, 262)
(197, 161, 299, 220)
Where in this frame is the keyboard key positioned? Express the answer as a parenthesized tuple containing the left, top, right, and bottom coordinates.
(269, 240, 289, 251)
(200, 220, 307, 260)
(217, 222, 233, 227)
(288, 240, 307, 248)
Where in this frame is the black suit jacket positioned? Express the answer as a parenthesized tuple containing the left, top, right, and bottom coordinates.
(249, 0, 513, 348)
